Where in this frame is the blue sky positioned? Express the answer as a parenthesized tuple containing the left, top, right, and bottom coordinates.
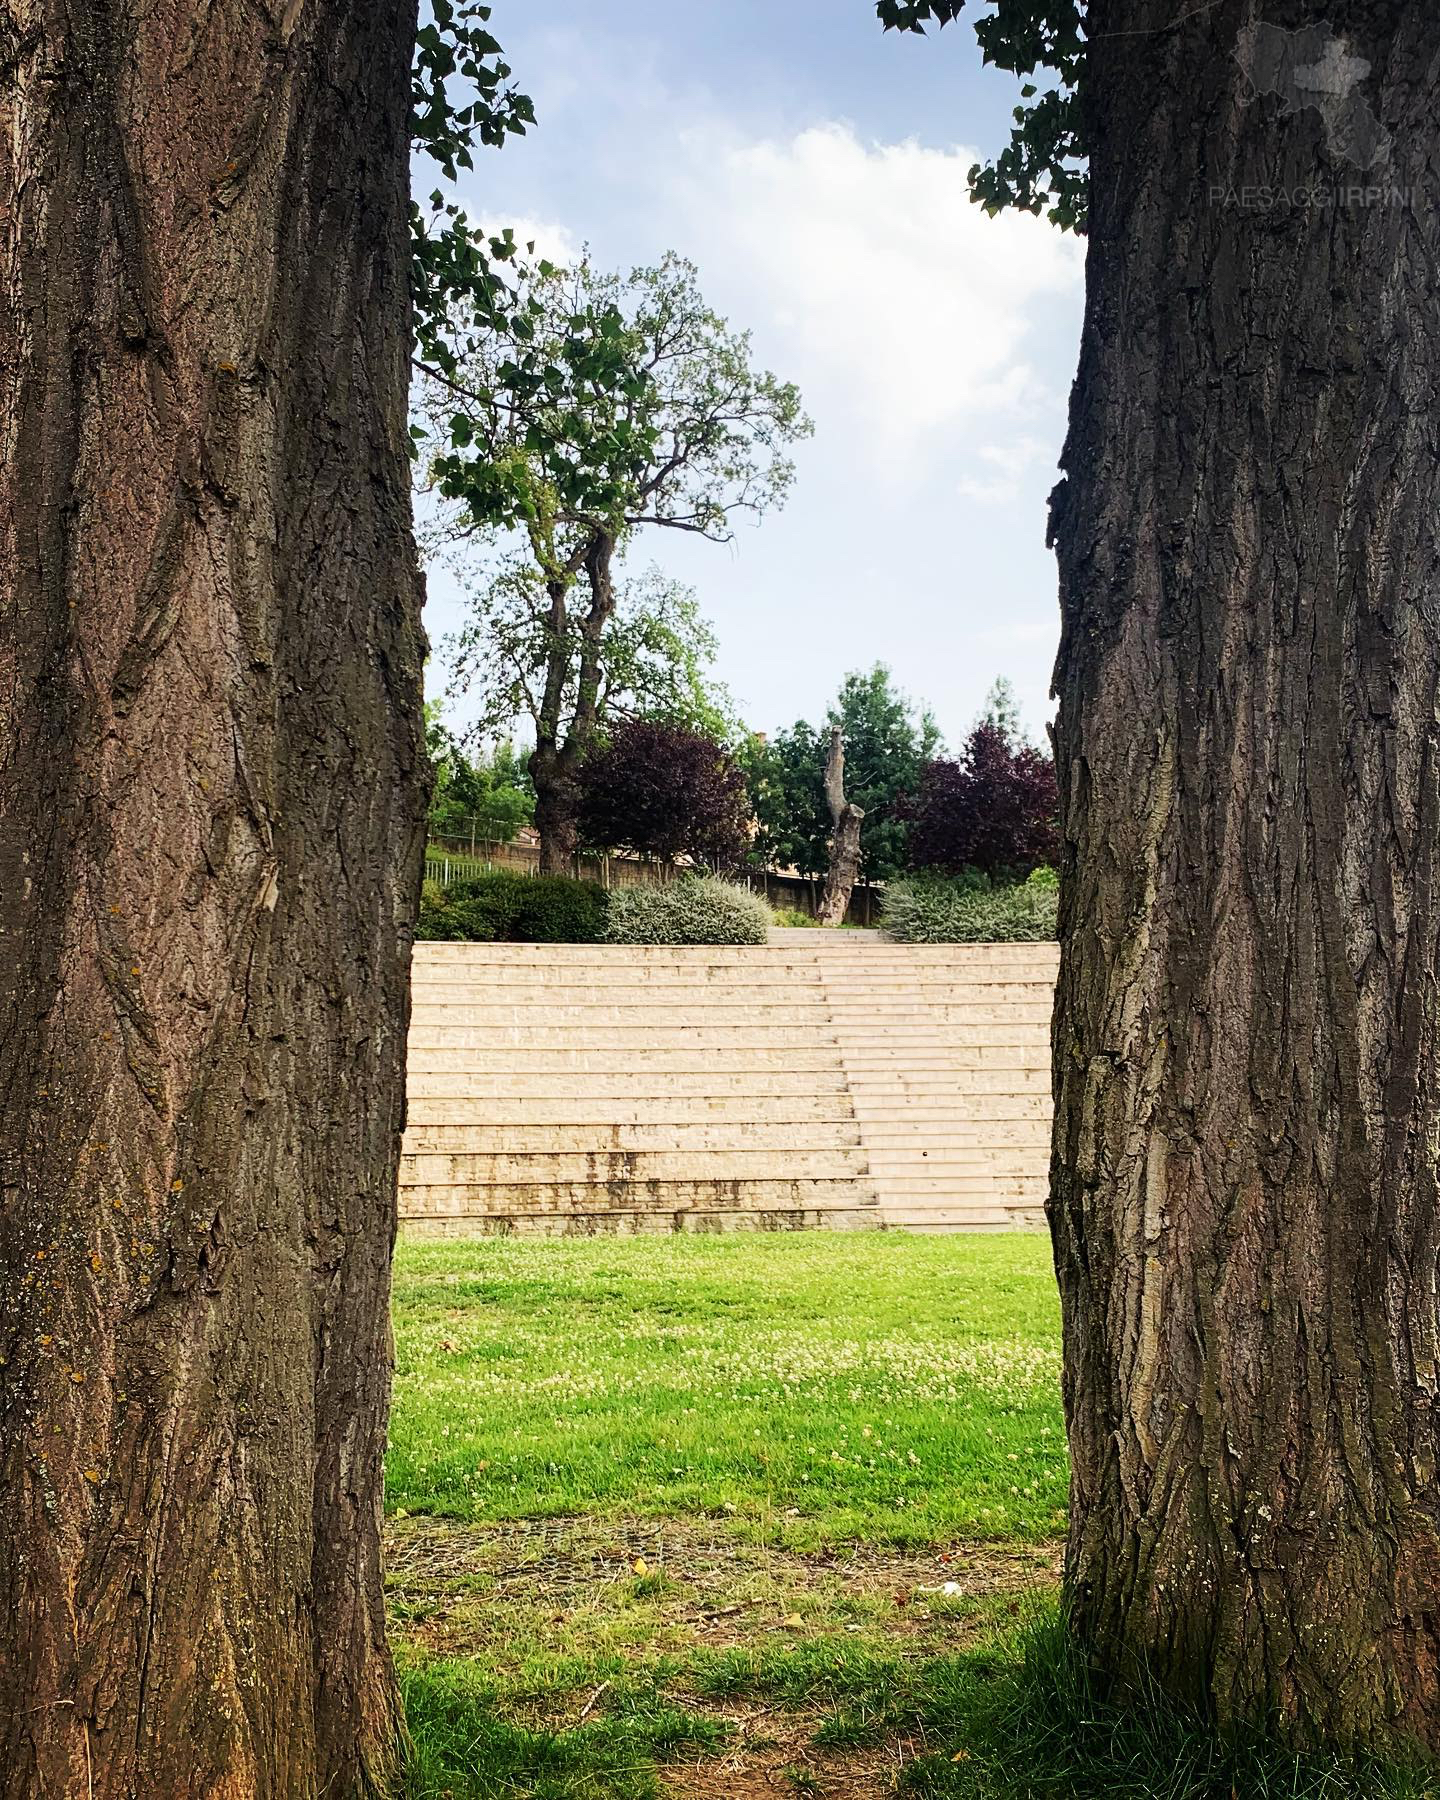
(423, 1, 1086, 748)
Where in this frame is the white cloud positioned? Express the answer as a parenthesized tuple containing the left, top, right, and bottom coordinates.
(958, 435, 1056, 506)
(436, 69, 1086, 742)
(666, 124, 1082, 470)
(478, 215, 580, 271)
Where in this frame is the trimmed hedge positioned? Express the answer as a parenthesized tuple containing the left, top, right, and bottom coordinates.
(881, 872, 1059, 944)
(605, 877, 771, 945)
(417, 872, 608, 943)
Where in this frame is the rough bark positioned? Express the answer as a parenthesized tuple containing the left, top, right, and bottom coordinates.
(531, 530, 616, 875)
(818, 726, 864, 927)
(531, 745, 581, 876)
(0, 3, 425, 1794)
(1050, 0, 1440, 1752)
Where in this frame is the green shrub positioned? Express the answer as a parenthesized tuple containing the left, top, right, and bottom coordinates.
(1024, 863, 1059, 892)
(417, 872, 608, 943)
(605, 877, 771, 945)
(770, 905, 818, 929)
(515, 874, 610, 943)
(882, 875, 1058, 944)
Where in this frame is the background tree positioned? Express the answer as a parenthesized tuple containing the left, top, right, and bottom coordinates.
(420, 252, 809, 869)
(977, 674, 1026, 742)
(884, 0, 1440, 1757)
(0, 3, 426, 1792)
(425, 707, 533, 841)
(744, 665, 940, 882)
(742, 720, 831, 881)
(577, 720, 750, 870)
(907, 722, 1059, 880)
(445, 559, 737, 861)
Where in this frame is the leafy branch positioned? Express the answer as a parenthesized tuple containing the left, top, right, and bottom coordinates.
(877, 0, 1087, 231)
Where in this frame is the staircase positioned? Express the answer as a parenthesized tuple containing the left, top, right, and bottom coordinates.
(401, 932, 1057, 1236)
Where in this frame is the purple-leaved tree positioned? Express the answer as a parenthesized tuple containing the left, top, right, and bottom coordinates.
(577, 720, 750, 870)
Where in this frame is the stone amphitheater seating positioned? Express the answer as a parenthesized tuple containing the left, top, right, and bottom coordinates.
(401, 928, 1058, 1235)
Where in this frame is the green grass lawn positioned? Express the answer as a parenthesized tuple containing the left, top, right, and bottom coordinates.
(388, 1232, 1067, 1546)
(389, 1233, 1433, 1800)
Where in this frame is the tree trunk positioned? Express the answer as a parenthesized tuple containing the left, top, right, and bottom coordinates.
(818, 726, 863, 927)
(0, 4, 424, 1795)
(1051, 0, 1440, 1752)
(531, 746, 581, 875)
(529, 533, 616, 878)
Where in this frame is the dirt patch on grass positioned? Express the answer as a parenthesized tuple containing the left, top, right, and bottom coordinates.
(661, 1722, 918, 1800)
(388, 1516, 1058, 1797)
(387, 1512, 1058, 1653)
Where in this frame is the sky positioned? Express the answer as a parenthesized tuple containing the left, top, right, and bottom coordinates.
(421, 0, 1087, 749)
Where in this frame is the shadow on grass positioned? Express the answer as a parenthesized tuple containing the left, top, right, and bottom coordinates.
(400, 1656, 721, 1800)
(402, 1605, 1440, 1800)
(898, 1608, 1438, 1800)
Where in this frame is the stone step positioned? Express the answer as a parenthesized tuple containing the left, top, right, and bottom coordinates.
(851, 1097, 1049, 1121)
(408, 1001, 1052, 1028)
(410, 1026, 1046, 1053)
(866, 1173, 1045, 1195)
(833, 1006, 1053, 1024)
(846, 1070, 1050, 1092)
(840, 1046, 1050, 1067)
(413, 943, 1056, 965)
(410, 1001, 835, 1025)
(862, 1151, 1043, 1176)
(403, 1094, 1042, 1125)
(864, 1153, 1047, 1174)
(407, 1027, 849, 1052)
(408, 1054, 849, 1083)
(830, 1019, 1053, 1036)
(406, 1098, 861, 1127)
(402, 1122, 864, 1154)
(881, 1210, 1021, 1232)
(409, 971, 1057, 994)
(400, 1148, 871, 1184)
(401, 1206, 882, 1238)
(406, 1071, 851, 1101)
(859, 1123, 1050, 1149)
(867, 1195, 1044, 1209)
(400, 1178, 879, 1213)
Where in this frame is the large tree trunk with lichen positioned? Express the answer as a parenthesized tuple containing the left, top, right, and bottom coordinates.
(1050, 0, 1440, 1753)
(818, 726, 863, 928)
(0, 3, 424, 1793)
